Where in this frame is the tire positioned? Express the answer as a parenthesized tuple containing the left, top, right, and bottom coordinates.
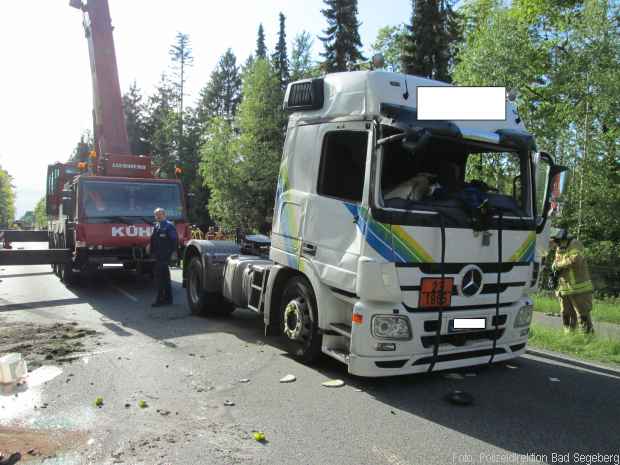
(279, 276, 322, 363)
(60, 261, 76, 286)
(186, 257, 234, 317)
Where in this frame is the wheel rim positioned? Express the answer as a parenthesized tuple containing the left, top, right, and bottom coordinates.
(189, 268, 200, 304)
(283, 298, 310, 342)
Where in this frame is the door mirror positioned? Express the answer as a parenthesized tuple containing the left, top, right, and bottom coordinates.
(533, 152, 566, 233)
(61, 190, 74, 218)
(186, 192, 195, 211)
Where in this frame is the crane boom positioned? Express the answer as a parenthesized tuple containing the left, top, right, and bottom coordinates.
(72, 0, 130, 158)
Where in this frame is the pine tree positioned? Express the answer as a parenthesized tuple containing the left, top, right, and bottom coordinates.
(196, 49, 242, 124)
(401, 0, 461, 81)
(144, 74, 177, 178)
(168, 32, 193, 136)
(319, 0, 366, 72)
(290, 31, 316, 81)
(256, 24, 267, 59)
(122, 81, 149, 155)
(272, 13, 290, 89)
(0, 165, 16, 229)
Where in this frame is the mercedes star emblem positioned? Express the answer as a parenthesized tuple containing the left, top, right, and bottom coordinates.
(459, 265, 483, 297)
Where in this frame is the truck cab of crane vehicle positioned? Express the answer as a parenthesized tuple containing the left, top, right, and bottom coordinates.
(268, 71, 563, 376)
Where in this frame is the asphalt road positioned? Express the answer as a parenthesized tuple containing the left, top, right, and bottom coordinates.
(1, 247, 619, 465)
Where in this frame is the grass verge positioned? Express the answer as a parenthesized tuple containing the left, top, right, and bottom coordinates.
(528, 323, 620, 366)
(532, 294, 620, 325)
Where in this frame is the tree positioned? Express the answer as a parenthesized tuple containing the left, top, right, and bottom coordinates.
(34, 197, 47, 229)
(0, 165, 16, 229)
(144, 74, 178, 178)
(168, 32, 193, 127)
(69, 131, 94, 162)
(272, 13, 290, 89)
(123, 81, 149, 155)
(290, 31, 318, 80)
(371, 25, 408, 72)
(401, 0, 462, 81)
(200, 59, 285, 230)
(256, 24, 267, 59)
(319, 0, 366, 72)
(453, 0, 620, 288)
(196, 49, 242, 124)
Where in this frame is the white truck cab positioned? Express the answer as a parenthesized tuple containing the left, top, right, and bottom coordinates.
(183, 70, 564, 377)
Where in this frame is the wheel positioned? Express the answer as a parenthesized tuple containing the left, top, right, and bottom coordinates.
(186, 257, 234, 317)
(60, 261, 76, 285)
(279, 276, 322, 363)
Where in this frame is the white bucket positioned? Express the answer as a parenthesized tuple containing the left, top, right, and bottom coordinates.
(0, 353, 28, 384)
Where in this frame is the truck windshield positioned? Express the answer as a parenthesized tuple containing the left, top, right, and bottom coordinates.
(378, 127, 532, 219)
(81, 180, 184, 220)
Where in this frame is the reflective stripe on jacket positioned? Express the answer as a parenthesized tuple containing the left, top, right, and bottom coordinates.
(554, 239, 593, 296)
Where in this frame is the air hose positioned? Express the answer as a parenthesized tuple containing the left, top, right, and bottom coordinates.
(427, 213, 446, 373)
(489, 212, 503, 364)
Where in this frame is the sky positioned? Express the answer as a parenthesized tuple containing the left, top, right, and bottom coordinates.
(0, 0, 411, 217)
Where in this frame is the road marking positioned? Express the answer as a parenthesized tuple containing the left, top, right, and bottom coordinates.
(112, 285, 139, 303)
(372, 446, 411, 465)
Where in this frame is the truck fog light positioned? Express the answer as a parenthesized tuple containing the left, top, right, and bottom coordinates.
(371, 315, 412, 340)
(514, 304, 533, 328)
(376, 343, 396, 351)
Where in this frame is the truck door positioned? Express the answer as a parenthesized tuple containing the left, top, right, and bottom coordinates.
(302, 122, 371, 293)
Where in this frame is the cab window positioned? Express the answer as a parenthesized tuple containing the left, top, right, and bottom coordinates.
(317, 131, 368, 203)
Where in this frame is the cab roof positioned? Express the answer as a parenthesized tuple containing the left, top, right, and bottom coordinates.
(285, 71, 534, 151)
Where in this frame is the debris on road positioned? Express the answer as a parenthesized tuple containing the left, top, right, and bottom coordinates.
(549, 377, 561, 382)
(239, 378, 250, 383)
(443, 372, 464, 380)
(0, 321, 99, 369)
(156, 409, 171, 416)
(224, 400, 235, 406)
(252, 431, 266, 442)
(279, 374, 296, 383)
(445, 390, 474, 406)
(138, 400, 148, 408)
(322, 379, 345, 388)
(465, 373, 477, 377)
(505, 364, 519, 370)
(94, 397, 104, 408)
(0, 352, 27, 384)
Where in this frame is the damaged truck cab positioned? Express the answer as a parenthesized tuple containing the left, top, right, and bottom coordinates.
(183, 71, 564, 377)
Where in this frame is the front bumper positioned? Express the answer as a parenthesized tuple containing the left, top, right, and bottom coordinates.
(345, 299, 530, 377)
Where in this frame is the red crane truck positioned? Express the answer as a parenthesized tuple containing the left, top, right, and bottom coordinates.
(42, 0, 189, 284)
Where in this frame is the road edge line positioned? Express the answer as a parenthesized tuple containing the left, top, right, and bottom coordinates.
(526, 347, 620, 376)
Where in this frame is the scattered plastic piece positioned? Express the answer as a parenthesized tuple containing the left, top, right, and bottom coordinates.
(505, 364, 519, 369)
(0, 353, 28, 384)
(239, 378, 250, 383)
(322, 379, 345, 388)
(443, 373, 464, 380)
(279, 374, 296, 383)
(445, 390, 474, 406)
(252, 431, 266, 442)
(224, 400, 235, 406)
(138, 400, 148, 408)
(94, 396, 104, 407)
(549, 377, 560, 382)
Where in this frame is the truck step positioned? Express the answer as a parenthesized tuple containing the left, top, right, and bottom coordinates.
(324, 347, 350, 364)
(328, 323, 352, 338)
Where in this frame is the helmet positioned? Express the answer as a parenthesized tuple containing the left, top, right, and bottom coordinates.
(550, 227, 568, 241)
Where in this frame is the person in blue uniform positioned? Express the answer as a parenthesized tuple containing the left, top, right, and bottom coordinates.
(149, 208, 178, 307)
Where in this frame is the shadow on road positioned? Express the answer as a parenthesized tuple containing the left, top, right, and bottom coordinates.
(3, 267, 619, 458)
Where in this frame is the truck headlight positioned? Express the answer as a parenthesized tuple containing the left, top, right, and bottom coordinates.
(514, 304, 533, 328)
(371, 315, 412, 340)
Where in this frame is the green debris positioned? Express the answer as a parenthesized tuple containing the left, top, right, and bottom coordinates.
(94, 396, 104, 407)
(138, 400, 148, 409)
(252, 431, 266, 442)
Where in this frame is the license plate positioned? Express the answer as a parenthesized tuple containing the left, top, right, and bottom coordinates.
(450, 318, 486, 332)
(418, 278, 453, 308)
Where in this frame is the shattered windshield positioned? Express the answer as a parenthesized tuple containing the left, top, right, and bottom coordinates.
(378, 126, 532, 218)
(81, 180, 184, 220)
